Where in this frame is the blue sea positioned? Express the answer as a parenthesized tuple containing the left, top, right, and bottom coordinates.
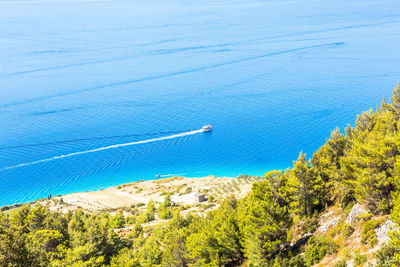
(0, 0, 399, 205)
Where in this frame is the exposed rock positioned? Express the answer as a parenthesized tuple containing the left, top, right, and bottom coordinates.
(318, 217, 339, 233)
(346, 203, 368, 224)
(375, 219, 397, 244)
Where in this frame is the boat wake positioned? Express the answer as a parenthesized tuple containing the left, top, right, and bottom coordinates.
(3, 128, 205, 170)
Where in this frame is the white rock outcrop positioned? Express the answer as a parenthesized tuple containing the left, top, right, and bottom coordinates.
(375, 219, 397, 244)
(318, 217, 339, 233)
(346, 203, 368, 224)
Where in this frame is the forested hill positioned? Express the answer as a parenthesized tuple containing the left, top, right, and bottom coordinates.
(1, 84, 400, 266)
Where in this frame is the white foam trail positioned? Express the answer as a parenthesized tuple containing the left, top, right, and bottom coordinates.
(3, 129, 204, 170)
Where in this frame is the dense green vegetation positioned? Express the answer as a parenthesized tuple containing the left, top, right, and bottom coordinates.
(2, 84, 400, 266)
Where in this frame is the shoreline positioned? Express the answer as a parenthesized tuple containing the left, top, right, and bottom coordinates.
(2, 175, 262, 212)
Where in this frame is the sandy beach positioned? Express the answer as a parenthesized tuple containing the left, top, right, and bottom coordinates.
(43, 175, 259, 212)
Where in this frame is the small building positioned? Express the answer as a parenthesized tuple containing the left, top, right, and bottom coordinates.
(195, 193, 206, 202)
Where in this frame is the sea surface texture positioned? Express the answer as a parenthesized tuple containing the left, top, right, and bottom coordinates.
(0, 0, 399, 205)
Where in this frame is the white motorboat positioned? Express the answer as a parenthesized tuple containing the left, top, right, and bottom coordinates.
(202, 124, 212, 131)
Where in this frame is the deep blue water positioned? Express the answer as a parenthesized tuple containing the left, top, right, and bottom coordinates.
(0, 0, 399, 205)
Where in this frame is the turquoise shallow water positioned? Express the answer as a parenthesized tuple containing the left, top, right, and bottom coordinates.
(0, 0, 399, 205)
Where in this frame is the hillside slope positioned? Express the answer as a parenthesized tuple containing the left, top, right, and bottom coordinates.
(1, 84, 400, 266)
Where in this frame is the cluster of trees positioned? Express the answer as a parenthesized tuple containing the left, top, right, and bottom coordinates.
(2, 84, 400, 266)
(0, 206, 130, 266)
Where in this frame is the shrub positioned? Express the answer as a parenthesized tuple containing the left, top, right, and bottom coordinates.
(110, 212, 125, 228)
(301, 211, 319, 234)
(131, 222, 143, 238)
(138, 211, 153, 223)
(343, 202, 355, 217)
(328, 220, 344, 238)
(304, 236, 337, 266)
(288, 254, 306, 267)
(342, 223, 354, 238)
(341, 247, 352, 261)
(126, 216, 136, 225)
(361, 219, 381, 246)
(158, 195, 173, 220)
(159, 208, 172, 219)
(185, 187, 192, 194)
(135, 187, 143, 193)
(337, 186, 356, 209)
(335, 260, 347, 267)
(353, 253, 367, 266)
(129, 207, 138, 215)
(375, 244, 396, 266)
(136, 203, 145, 208)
